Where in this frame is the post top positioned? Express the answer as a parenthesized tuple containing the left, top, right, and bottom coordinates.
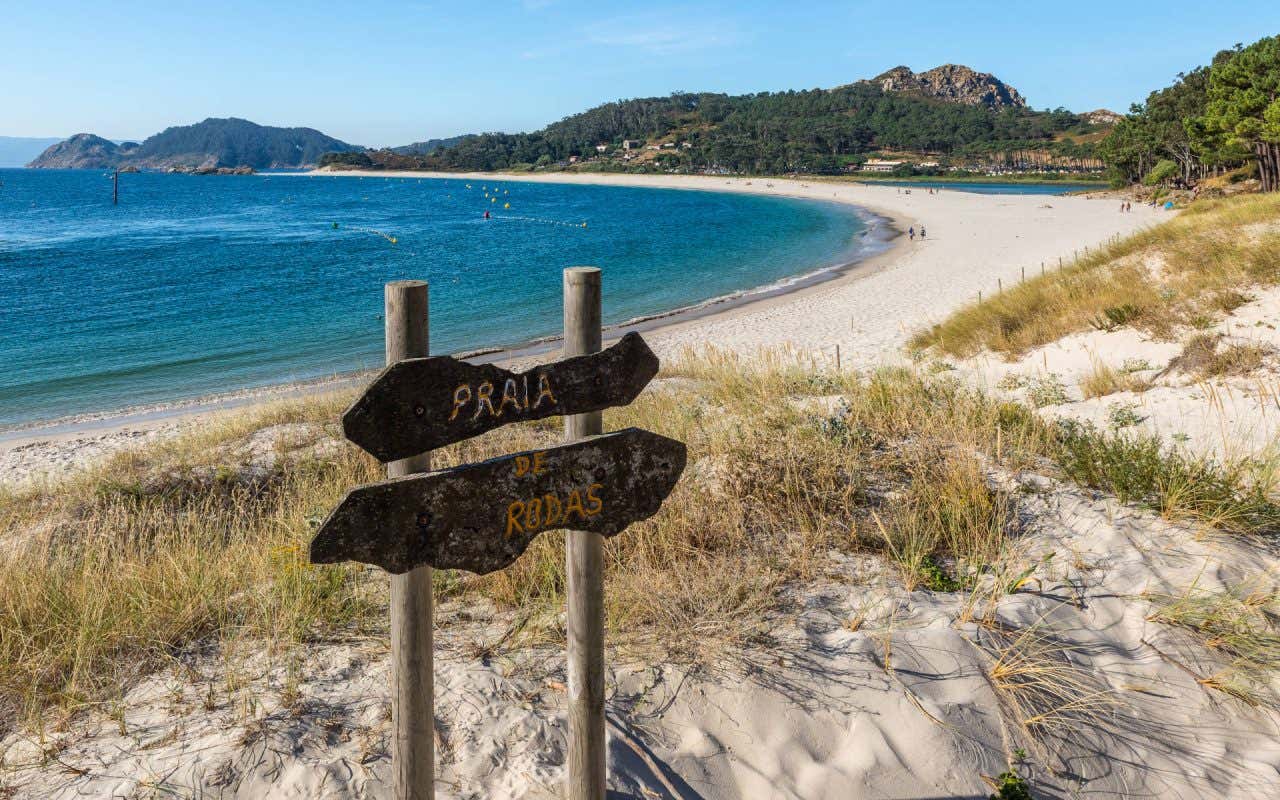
(386, 279, 428, 289)
(564, 267, 600, 281)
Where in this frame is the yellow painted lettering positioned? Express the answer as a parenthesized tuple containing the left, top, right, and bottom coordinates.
(532, 450, 546, 474)
(524, 498, 543, 531)
(532, 374, 557, 410)
(473, 381, 496, 419)
(542, 494, 563, 526)
(449, 384, 471, 421)
(586, 483, 604, 515)
(506, 501, 525, 538)
(564, 489, 586, 522)
(497, 378, 523, 416)
(513, 455, 531, 477)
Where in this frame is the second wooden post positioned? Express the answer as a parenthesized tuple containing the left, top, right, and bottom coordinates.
(563, 267, 605, 800)
(385, 280, 434, 800)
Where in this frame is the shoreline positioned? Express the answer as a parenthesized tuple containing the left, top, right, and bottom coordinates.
(0, 176, 903, 445)
(1, 173, 1160, 483)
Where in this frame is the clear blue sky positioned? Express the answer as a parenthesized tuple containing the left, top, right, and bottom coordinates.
(5, 1, 1276, 146)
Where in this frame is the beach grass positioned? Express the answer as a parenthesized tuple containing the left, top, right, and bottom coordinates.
(1146, 581, 1280, 707)
(909, 192, 1280, 359)
(1, 351, 1277, 732)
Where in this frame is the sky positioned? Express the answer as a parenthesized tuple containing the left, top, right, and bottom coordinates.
(4, 1, 1277, 147)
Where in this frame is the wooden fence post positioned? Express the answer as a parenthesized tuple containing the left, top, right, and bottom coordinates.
(564, 267, 606, 800)
(385, 280, 434, 800)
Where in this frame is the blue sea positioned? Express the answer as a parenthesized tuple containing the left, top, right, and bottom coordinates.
(0, 169, 883, 428)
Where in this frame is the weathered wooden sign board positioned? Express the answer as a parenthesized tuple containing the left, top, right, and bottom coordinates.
(311, 428, 685, 574)
(344, 331, 659, 462)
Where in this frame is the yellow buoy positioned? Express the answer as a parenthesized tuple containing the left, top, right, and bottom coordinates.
(491, 197, 496, 203)
(504, 202, 510, 209)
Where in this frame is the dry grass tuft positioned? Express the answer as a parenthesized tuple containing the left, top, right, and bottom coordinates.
(1079, 360, 1151, 399)
(911, 192, 1280, 358)
(1167, 333, 1273, 380)
(1146, 581, 1280, 707)
(974, 622, 1119, 760)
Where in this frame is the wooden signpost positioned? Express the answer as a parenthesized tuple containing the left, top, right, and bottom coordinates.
(310, 270, 684, 800)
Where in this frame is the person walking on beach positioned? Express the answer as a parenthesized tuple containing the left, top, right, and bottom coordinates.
(920, 225, 926, 240)
(908, 226, 915, 241)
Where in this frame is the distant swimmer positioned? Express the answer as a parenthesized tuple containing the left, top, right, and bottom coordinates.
(483, 210, 491, 219)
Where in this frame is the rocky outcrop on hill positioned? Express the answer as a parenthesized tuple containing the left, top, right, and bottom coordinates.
(1082, 108, 1123, 125)
(26, 134, 139, 169)
(28, 118, 361, 170)
(871, 64, 1026, 109)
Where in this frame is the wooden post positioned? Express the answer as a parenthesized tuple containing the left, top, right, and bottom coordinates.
(386, 280, 434, 800)
(563, 267, 605, 800)
(835, 343, 841, 371)
(113, 169, 118, 205)
(1021, 266, 1025, 282)
(998, 278, 1003, 294)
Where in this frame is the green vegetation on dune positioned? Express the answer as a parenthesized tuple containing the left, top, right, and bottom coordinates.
(909, 192, 1280, 358)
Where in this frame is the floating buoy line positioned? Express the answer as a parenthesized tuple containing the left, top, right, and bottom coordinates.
(324, 182, 587, 242)
(492, 214, 588, 229)
(330, 222, 398, 244)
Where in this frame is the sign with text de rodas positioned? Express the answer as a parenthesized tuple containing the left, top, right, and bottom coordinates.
(309, 332, 684, 575)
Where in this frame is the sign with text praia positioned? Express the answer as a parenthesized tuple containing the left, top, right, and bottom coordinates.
(310, 332, 685, 575)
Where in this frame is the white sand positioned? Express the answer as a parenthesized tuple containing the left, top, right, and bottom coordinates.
(964, 282, 1280, 461)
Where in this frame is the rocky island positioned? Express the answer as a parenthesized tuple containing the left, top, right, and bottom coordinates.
(27, 117, 361, 172)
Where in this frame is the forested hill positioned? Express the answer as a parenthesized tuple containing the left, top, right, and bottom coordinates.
(29, 118, 362, 170)
(322, 68, 1106, 175)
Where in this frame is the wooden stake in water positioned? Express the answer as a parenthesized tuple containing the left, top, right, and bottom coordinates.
(113, 169, 118, 205)
(385, 280, 434, 800)
(564, 267, 605, 800)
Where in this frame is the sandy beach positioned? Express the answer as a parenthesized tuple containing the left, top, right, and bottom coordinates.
(0, 174, 1159, 485)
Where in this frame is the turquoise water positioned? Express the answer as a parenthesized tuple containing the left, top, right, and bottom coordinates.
(866, 180, 1103, 195)
(0, 169, 880, 427)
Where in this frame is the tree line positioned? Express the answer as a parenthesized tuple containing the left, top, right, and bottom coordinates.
(1098, 34, 1280, 192)
(323, 83, 1103, 176)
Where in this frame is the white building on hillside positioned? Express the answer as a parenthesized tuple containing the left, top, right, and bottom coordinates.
(862, 159, 905, 173)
